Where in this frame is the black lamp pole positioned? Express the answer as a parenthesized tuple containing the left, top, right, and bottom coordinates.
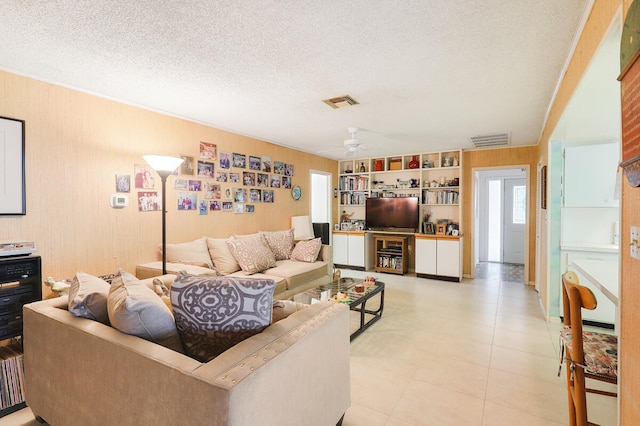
(158, 170, 171, 275)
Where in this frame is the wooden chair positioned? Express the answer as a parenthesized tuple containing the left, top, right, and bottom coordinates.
(560, 271, 618, 426)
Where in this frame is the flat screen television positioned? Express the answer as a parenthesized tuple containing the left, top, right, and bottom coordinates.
(365, 197, 419, 232)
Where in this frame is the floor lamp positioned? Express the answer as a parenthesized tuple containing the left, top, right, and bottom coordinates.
(143, 155, 184, 275)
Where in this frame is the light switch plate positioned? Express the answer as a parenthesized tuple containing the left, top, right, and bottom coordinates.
(631, 226, 639, 259)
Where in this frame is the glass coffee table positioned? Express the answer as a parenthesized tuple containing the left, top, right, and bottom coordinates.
(294, 277, 385, 340)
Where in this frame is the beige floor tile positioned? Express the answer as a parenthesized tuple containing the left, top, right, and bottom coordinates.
(485, 369, 568, 424)
(413, 353, 489, 399)
(489, 345, 563, 384)
(481, 401, 566, 426)
(343, 403, 389, 426)
(391, 379, 485, 426)
(492, 327, 557, 358)
(349, 361, 412, 415)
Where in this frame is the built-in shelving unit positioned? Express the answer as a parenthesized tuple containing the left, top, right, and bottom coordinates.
(374, 236, 408, 275)
(338, 149, 462, 232)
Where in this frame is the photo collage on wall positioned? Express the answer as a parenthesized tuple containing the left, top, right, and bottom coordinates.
(126, 141, 294, 214)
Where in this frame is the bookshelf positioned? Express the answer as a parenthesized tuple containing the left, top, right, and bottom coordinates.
(373, 236, 408, 275)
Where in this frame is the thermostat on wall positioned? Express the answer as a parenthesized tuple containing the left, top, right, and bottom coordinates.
(110, 194, 129, 208)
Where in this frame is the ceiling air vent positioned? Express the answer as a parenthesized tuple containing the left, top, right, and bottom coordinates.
(469, 133, 510, 149)
(323, 95, 359, 109)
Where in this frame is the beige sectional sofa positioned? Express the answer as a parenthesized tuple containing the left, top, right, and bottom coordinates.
(24, 286, 351, 425)
(136, 232, 333, 300)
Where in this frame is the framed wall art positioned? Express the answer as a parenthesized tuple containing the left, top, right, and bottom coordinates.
(0, 116, 26, 215)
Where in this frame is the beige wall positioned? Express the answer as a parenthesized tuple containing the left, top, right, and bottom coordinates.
(0, 71, 337, 295)
(536, 0, 639, 423)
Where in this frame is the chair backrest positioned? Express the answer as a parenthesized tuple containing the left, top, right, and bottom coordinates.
(561, 271, 599, 365)
(561, 271, 598, 327)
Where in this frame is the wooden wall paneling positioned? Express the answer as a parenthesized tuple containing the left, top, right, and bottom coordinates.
(0, 70, 337, 294)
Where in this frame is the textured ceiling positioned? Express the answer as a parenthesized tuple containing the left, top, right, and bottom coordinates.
(0, 1, 589, 159)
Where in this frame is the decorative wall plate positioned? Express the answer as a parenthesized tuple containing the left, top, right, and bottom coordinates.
(291, 185, 302, 200)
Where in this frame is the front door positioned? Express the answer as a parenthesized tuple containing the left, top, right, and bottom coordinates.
(503, 178, 526, 264)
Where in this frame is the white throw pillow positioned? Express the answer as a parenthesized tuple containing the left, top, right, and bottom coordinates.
(163, 237, 213, 269)
(107, 270, 183, 353)
(68, 271, 111, 324)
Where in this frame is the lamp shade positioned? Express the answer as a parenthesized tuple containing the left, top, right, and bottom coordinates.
(143, 155, 184, 177)
(291, 215, 315, 241)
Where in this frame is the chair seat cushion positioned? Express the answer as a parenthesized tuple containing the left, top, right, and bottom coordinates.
(561, 326, 618, 379)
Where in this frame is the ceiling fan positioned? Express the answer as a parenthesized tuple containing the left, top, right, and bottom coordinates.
(344, 127, 365, 156)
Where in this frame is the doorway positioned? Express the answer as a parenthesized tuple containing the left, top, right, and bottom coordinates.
(474, 167, 528, 281)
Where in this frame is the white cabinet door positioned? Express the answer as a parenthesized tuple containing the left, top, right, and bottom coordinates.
(415, 238, 437, 275)
(348, 234, 365, 267)
(333, 234, 349, 265)
(437, 239, 460, 278)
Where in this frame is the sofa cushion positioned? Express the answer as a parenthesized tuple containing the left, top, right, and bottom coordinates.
(272, 299, 308, 323)
(207, 238, 241, 275)
(228, 271, 288, 295)
(226, 234, 276, 275)
(136, 261, 217, 280)
(107, 270, 184, 353)
(164, 237, 214, 269)
(68, 271, 111, 324)
(171, 272, 275, 362)
(265, 259, 329, 290)
(290, 238, 322, 263)
(261, 229, 295, 260)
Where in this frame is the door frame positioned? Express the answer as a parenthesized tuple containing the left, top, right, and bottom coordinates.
(471, 165, 531, 284)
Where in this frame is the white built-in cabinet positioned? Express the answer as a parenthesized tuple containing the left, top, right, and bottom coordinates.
(332, 231, 365, 269)
(415, 235, 462, 281)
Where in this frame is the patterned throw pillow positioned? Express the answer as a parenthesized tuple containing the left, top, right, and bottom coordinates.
(261, 229, 295, 260)
(68, 271, 111, 324)
(107, 270, 184, 353)
(171, 273, 275, 362)
(290, 237, 322, 263)
(226, 234, 277, 274)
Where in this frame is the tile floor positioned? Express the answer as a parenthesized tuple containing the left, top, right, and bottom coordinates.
(1, 264, 617, 426)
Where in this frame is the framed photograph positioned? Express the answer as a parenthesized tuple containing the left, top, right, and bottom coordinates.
(234, 188, 247, 202)
(436, 224, 447, 235)
(198, 200, 208, 215)
(284, 163, 294, 176)
(199, 142, 217, 160)
(209, 200, 221, 211)
(263, 189, 274, 203)
(188, 180, 202, 191)
(178, 192, 197, 210)
(224, 187, 232, 200)
(273, 161, 285, 174)
(174, 178, 188, 190)
(281, 176, 291, 189)
(221, 201, 233, 212)
(422, 222, 435, 234)
(180, 155, 194, 175)
(242, 171, 256, 186)
(334, 224, 340, 231)
(197, 160, 215, 178)
(234, 203, 244, 214)
(232, 153, 246, 168)
(257, 173, 269, 187)
(116, 174, 130, 193)
(340, 222, 350, 231)
(249, 156, 261, 170)
(0, 117, 25, 214)
(219, 152, 230, 169)
(215, 171, 228, 182)
(134, 164, 155, 189)
(203, 182, 220, 199)
(262, 156, 272, 172)
(229, 172, 240, 183)
(270, 175, 281, 188)
(137, 192, 160, 212)
(249, 189, 261, 202)
(246, 204, 255, 213)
